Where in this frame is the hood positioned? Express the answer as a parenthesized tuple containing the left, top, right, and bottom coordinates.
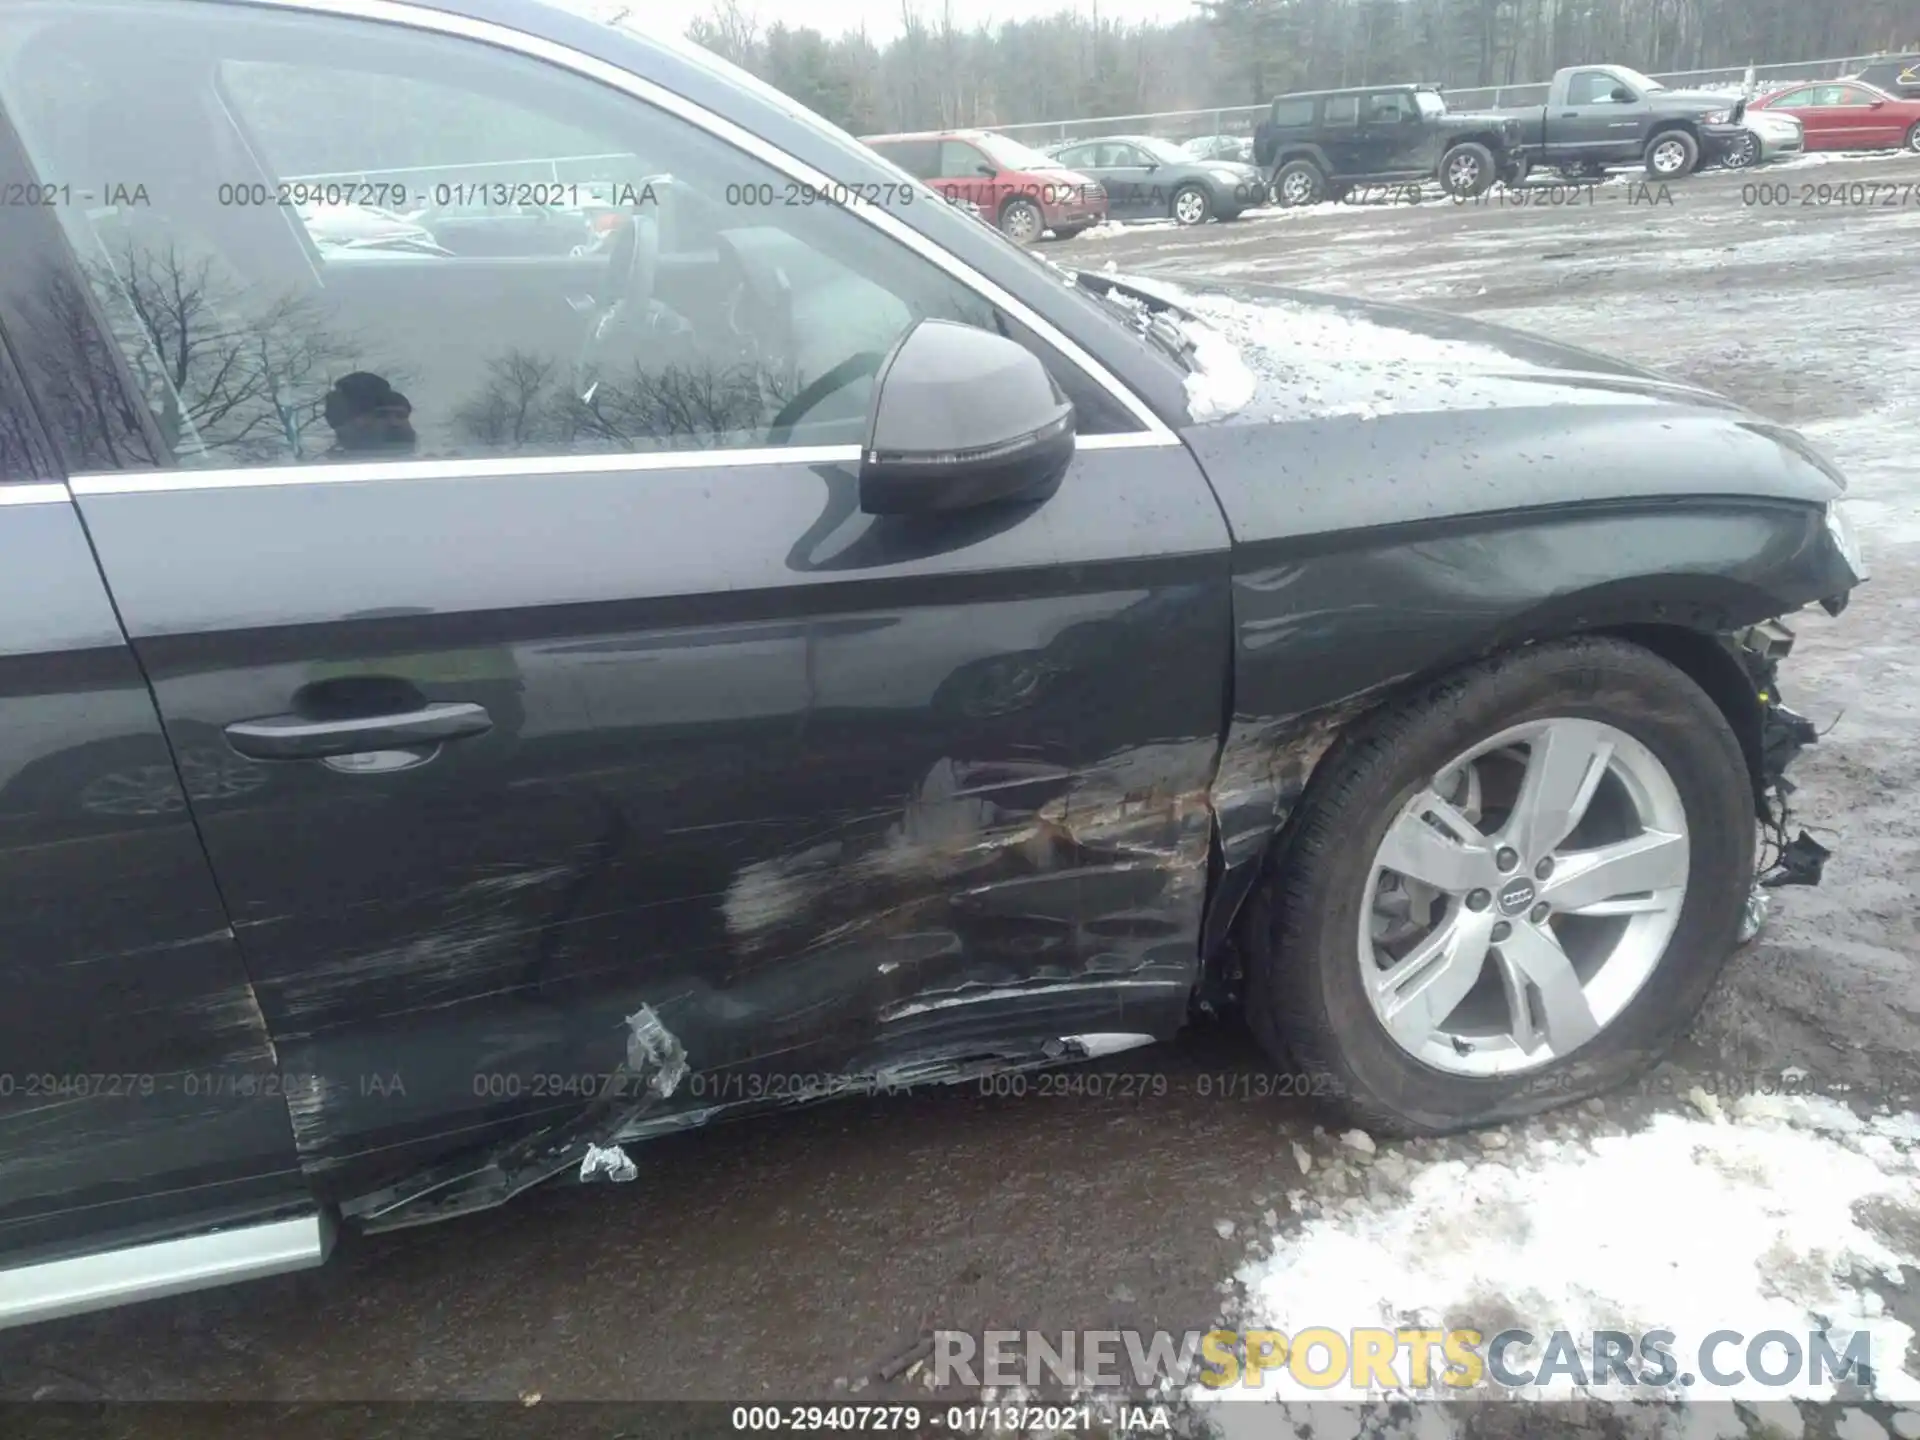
(1090, 271, 1743, 426)
(1082, 271, 1844, 544)
(1649, 87, 1744, 113)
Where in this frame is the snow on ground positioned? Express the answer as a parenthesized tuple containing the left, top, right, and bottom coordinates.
(1195, 1094, 1920, 1436)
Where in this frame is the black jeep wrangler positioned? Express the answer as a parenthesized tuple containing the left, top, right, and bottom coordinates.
(1254, 83, 1528, 205)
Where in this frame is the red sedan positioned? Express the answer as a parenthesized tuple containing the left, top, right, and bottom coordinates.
(1749, 79, 1920, 153)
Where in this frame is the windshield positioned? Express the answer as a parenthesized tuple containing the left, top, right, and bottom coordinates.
(1613, 66, 1666, 92)
(1414, 91, 1447, 118)
(977, 131, 1073, 171)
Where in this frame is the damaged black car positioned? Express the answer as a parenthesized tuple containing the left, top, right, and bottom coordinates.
(0, 0, 1866, 1327)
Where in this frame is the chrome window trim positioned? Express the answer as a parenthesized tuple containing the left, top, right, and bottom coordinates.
(0, 482, 72, 506)
(59, 0, 1179, 496)
(71, 432, 1165, 495)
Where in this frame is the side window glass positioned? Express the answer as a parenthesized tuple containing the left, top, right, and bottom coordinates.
(1270, 99, 1313, 128)
(938, 141, 988, 178)
(1323, 96, 1359, 126)
(878, 139, 938, 180)
(1568, 73, 1608, 105)
(0, 337, 58, 483)
(1365, 93, 1412, 123)
(0, 3, 1136, 466)
(1771, 88, 1813, 107)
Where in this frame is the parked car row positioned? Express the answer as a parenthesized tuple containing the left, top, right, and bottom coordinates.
(971, 53, 1920, 229)
(1746, 79, 1920, 155)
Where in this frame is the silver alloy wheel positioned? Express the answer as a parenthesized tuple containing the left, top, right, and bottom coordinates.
(1725, 132, 1759, 168)
(1446, 152, 1481, 191)
(1651, 137, 1688, 174)
(1173, 187, 1208, 224)
(1001, 201, 1040, 242)
(1908, 123, 1920, 154)
(1280, 171, 1314, 205)
(1358, 717, 1690, 1077)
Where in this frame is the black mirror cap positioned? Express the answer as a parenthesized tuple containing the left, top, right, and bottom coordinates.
(859, 319, 1077, 517)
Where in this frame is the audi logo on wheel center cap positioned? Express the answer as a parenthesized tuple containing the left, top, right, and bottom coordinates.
(1497, 878, 1537, 915)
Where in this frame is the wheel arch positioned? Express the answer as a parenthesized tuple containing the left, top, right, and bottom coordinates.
(1196, 573, 1782, 1004)
(1272, 145, 1331, 175)
(1646, 119, 1703, 150)
(1444, 129, 1507, 155)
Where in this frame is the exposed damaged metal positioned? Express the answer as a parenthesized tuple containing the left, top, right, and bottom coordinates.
(342, 1004, 689, 1231)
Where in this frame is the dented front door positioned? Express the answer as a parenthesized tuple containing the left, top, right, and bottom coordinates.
(8, 0, 1233, 1220)
(75, 442, 1231, 1216)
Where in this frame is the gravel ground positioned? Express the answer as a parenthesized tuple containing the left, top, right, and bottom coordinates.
(3, 152, 1917, 1434)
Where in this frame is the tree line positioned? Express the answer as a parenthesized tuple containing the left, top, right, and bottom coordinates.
(686, 0, 1918, 135)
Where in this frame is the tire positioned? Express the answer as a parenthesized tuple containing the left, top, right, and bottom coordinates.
(1721, 131, 1761, 169)
(1440, 141, 1496, 197)
(1645, 128, 1699, 179)
(1170, 183, 1212, 225)
(1906, 121, 1920, 154)
(1272, 159, 1327, 207)
(998, 197, 1044, 244)
(1238, 636, 1754, 1136)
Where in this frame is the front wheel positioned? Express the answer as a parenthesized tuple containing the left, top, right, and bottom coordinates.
(1906, 121, 1920, 154)
(1721, 131, 1761, 169)
(998, 197, 1044, 244)
(1171, 183, 1212, 225)
(1646, 129, 1700, 178)
(1440, 142, 1496, 197)
(1239, 636, 1754, 1135)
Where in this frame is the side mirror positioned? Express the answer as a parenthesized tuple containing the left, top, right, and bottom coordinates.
(976, 163, 998, 178)
(859, 320, 1075, 517)
(1610, 86, 1635, 102)
(1870, 98, 1887, 107)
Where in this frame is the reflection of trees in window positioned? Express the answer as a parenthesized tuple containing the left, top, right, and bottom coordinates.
(454, 348, 803, 454)
(0, 359, 58, 481)
(83, 237, 362, 465)
(18, 267, 159, 472)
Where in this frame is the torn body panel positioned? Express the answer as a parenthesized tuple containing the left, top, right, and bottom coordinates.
(1191, 490, 1856, 982)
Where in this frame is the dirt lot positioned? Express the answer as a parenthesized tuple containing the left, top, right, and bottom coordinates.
(3, 152, 1917, 1432)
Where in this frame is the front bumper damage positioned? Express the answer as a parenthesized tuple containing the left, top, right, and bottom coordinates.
(1730, 617, 1832, 941)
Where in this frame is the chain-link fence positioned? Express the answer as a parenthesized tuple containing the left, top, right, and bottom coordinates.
(993, 53, 1889, 149)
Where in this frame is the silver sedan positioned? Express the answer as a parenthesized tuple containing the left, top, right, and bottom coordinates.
(1722, 108, 1805, 167)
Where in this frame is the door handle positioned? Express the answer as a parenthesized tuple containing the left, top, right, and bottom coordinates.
(225, 702, 492, 760)
(1561, 110, 1579, 117)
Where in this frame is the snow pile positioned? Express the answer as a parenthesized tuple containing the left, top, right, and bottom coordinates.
(1178, 315, 1257, 420)
(1208, 1094, 1920, 1418)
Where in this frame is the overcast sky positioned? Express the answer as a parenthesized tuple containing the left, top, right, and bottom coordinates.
(597, 0, 1207, 45)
